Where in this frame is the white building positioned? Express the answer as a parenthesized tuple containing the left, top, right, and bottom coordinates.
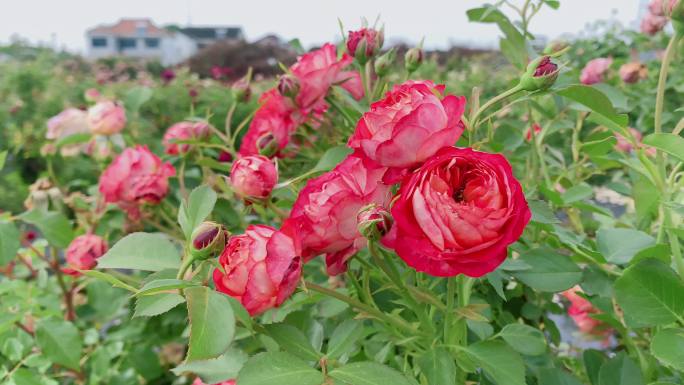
(85, 19, 197, 65)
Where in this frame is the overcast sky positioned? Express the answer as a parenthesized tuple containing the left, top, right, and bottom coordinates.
(0, 0, 648, 53)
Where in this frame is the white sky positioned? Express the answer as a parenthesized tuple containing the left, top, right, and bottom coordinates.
(0, 0, 647, 53)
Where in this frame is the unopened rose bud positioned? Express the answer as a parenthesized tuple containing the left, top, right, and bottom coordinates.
(519, 56, 559, 91)
(405, 47, 424, 73)
(230, 155, 278, 201)
(277, 75, 299, 99)
(543, 40, 569, 55)
(257, 133, 278, 158)
(87, 100, 126, 136)
(191, 222, 227, 260)
(619, 62, 648, 84)
(347, 28, 384, 64)
(374, 48, 396, 77)
(233, 71, 252, 102)
(161, 69, 176, 84)
(357, 204, 393, 241)
(84, 88, 101, 102)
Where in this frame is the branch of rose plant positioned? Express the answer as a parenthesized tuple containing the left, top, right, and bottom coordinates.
(46, 246, 76, 321)
(304, 281, 423, 337)
(229, 108, 258, 150)
(470, 84, 524, 133)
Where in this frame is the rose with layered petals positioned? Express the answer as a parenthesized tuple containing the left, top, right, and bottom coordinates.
(88, 100, 127, 135)
(291, 43, 359, 110)
(580, 58, 613, 85)
(63, 234, 108, 275)
(348, 80, 466, 179)
(384, 147, 531, 277)
(284, 155, 390, 275)
(46, 108, 91, 156)
(162, 121, 211, 155)
(238, 89, 301, 157)
(562, 286, 612, 338)
(99, 145, 175, 217)
(213, 225, 302, 316)
(230, 155, 278, 200)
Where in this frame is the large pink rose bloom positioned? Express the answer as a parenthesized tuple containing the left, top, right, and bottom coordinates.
(213, 225, 302, 316)
(162, 121, 211, 155)
(291, 43, 359, 110)
(88, 100, 127, 135)
(348, 80, 466, 174)
(285, 155, 390, 275)
(238, 89, 301, 157)
(46, 108, 91, 156)
(384, 147, 531, 277)
(63, 234, 108, 275)
(230, 155, 278, 200)
(579, 58, 613, 85)
(99, 145, 175, 217)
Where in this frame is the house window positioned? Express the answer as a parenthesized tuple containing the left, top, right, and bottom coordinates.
(118, 38, 137, 50)
(91, 37, 107, 47)
(144, 38, 160, 48)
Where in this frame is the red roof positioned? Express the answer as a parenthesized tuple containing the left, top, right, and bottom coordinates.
(88, 19, 169, 37)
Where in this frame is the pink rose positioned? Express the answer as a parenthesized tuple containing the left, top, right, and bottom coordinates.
(348, 80, 466, 177)
(561, 286, 612, 338)
(84, 88, 102, 102)
(87, 100, 127, 135)
(615, 127, 656, 156)
(619, 62, 647, 83)
(192, 378, 235, 385)
(99, 145, 175, 217)
(525, 123, 542, 142)
(230, 155, 278, 200)
(291, 43, 355, 111)
(347, 28, 384, 63)
(580, 58, 613, 85)
(284, 155, 390, 275)
(46, 108, 91, 156)
(641, 13, 668, 34)
(63, 234, 108, 275)
(162, 121, 211, 155)
(383, 147, 531, 277)
(213, 225, 302, 316)
(238, 89, 301, 157)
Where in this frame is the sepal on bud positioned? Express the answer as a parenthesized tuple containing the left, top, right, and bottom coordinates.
(256, 133, 278, 158)
(357, 204, 393, 241)
(519, 56, 559, 92)
(374, 48, 396, 77)
(277, 75, 299, 100)
(404, 46, 424, 74)
(190, 221, 228, 261)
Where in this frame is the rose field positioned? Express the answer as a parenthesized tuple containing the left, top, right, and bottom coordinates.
(2, 1, 684, 384)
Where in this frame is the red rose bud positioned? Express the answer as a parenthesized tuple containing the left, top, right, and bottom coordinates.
(256, 133, 278, 158)
(277, 75, 299, 100)
(357, 204, 393, 241)
(519, 56, 559, 91)
(218, 151, 233, 163)
(347, 28, 384, 64)
(374, 48, 396, 77)
(404, 47, 424, 73)
(191, 221, 227, 260)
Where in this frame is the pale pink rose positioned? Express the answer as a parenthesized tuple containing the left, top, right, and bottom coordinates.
(615, 128, 656, 156)
(162, 121, 211, 155)
(580, 58, 613, 85)
(46, 108, 91, 156)
(641, 13, 668, 35)
(88, 101, 127, 135)
(230, 155, 278, 200)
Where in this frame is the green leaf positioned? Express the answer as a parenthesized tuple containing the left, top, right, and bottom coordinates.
(582, 136, 617, 157)
(80, 270, 138, 292)
(264, 323, 321, 361)
(19, 209, 74, 248)
(226, 295, 252, 330)
(329, 361, 415, 385)
(0, 220, 20, 265)
(529, 200, 560, 224)
(614, 259, 684, 327)
(643, 133, 684, 162)
(561, 184, 593, 204)
(125, 86, 153, 113)
(0, 150, 6, 170)
(498, 323, 547, 356)
(511, 248, 582, 292)
(326, 319, 365, 359)
(135, 278, 198, 296)
(172, 348, 247, 384)
(238, 352, 324, 385)
(462, 340, 525, 385)
(134, 293, 185, 317)
(598, 352, 644, 385)
(418, 348, 456, 385)
(538, 367, 584, 385)
(583, 350, 607, 385)
(35, 318, 82, 370)
(98, 232, 181, 271)
(11, 368, 43, 385)
(55, 132, 92, 149)
(178, 185, 218, 239)
(312, 145, 353, 172)
(129, 345, 163, 380)
(597, 228, 655, 264)
(185, 286, 235, 362)
(651, 328, 684, 371)
(556, 85, 628, 133)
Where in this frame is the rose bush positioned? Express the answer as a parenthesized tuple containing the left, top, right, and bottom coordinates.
(1, 2, 684, 385)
